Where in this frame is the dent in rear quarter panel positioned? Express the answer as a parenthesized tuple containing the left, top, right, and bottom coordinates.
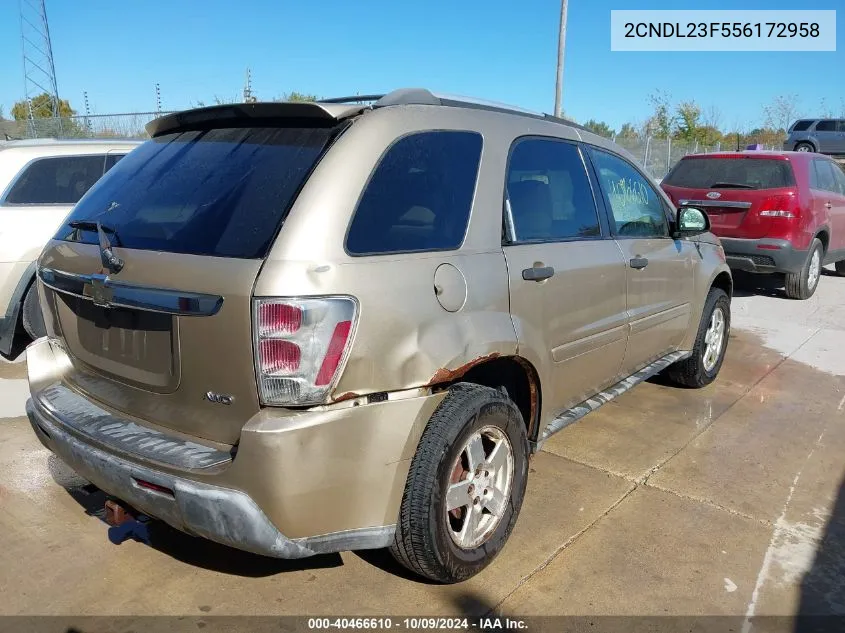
(253, 254, 518, 399)
(257, 105, 521, 398)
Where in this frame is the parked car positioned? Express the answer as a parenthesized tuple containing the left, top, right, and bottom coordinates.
(783, 118, 845, 155)
(0, 138, 141, 356)
(25, 90, 732, 583)
(662, 151, 845, 299)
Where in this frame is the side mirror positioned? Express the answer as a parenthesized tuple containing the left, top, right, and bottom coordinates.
(674, 206, 710, 238)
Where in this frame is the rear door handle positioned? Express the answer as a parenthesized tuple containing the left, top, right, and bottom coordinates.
(629, 257, 649, 270)
(825, 202, 832, 209)
(522, 266, 555, 281)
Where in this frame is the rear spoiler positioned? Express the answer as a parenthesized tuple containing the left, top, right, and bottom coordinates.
(146, 102, 363, 137)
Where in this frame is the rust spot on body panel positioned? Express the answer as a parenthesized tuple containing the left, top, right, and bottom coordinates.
(333, 392, 361, 403)
(426, 353, 502, 387)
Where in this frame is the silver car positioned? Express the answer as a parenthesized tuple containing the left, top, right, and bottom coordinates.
(784, 119, 845, 155)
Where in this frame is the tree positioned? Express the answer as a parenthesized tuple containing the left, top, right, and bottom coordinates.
(616, 123, 640, 140)
(762, 94, 800, 133)
(11, 93, 76, 120)
(697, 125, 723, 147)
(279, 92, 319, 102)
(674, 101, 701, 142)
(818, 97, 834, 118)
(644, 90, 675, 139)
(582, 119, 615, 138)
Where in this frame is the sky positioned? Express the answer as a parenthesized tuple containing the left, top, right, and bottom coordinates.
(1, 0, 843, 132)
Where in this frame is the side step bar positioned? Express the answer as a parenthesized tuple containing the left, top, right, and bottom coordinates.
(537, 350, 691, 448)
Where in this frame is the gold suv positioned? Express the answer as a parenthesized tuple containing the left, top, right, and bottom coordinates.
(25, 89, 732, 583)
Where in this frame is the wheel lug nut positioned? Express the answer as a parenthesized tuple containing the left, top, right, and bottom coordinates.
(484, 488, 489, 495)
(485, 471, 490, 477)
(473, 498, 479, 505)
(467, 485, 474, 495)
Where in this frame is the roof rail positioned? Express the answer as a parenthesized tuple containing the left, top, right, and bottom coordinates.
(331, 88, 591, 133)
(319, 94, 385, 104)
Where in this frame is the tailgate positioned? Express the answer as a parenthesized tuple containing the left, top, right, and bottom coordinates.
(35, 121, 343, 445)
(662, 155, 797, 239)
(39, 241, 263, 445)
(665, 187, 773, 238)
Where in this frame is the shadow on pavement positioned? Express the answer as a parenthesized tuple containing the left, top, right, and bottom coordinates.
(353, 547, 440, 584)
(795, 472, 845, 630)
(48, 455, 344, 578)
(731, 270, 788, 299)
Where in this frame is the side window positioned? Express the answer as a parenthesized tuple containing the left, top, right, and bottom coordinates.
(3, 155, 106, 205)
(346, 131, 482, 255)
(829, 162, 845, 195)
(838, 120, 845, 133)
(792, 120, 814, 132)
(815, 120, 836, 132)
(103, 153, 126, 174)
(505, 138, 601, 242)
(588, 148, 669, 238)
(811, 160, 838, 193)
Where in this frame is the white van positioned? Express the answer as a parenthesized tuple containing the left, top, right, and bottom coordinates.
(0, 138, 140, 356)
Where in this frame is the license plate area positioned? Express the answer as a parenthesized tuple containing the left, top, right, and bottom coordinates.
(54, 292, 178, 391)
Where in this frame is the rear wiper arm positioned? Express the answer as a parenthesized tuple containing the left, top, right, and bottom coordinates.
(69, 220, 122, 245)
(68, 220, 124, 274)
(708, 182, 755, 189)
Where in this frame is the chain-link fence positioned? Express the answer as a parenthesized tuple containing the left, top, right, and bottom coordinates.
(1, 112, 779, 180)
(0, 112, 175, 142)
(613, 136, 779, 180)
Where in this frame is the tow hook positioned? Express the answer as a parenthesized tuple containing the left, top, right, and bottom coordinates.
(104, 498, 135, 527)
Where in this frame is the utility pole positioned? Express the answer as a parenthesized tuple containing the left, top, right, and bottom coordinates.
(553, 0, 569, 118)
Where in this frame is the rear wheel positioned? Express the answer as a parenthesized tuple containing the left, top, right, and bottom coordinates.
(665, 287, 730, 388)
(389, 383, 529, 583)
(784, 238, 823, 300)
(794, 142, 815, 152)
(22, 284, 46, 341)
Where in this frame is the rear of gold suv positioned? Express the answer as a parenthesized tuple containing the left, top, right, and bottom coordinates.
(26, 91, 732, 583)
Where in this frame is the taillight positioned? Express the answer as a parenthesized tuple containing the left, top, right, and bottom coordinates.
(253, 297, 357, 406)
(758, 193, 798, 218)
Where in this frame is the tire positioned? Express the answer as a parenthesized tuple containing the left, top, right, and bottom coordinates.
(794, 142, 815, 152)
(665, 287, 731, 388)
(834, 260, 845, 277)
(22, 284, 46, 341)
(784, 238, 823, 300)
(389, 382, 529, 583)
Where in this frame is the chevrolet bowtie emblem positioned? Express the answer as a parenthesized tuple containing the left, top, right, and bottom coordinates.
(85, 276, 114, 307)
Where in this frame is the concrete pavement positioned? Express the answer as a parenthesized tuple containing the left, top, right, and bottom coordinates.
(0, 269, 843, 619)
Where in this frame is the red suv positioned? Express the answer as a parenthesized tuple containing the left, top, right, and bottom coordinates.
(662, 151, 845, 299)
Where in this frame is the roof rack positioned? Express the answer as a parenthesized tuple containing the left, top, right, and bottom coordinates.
(317, 88, 591, 133)
(318, 94, 385, 104)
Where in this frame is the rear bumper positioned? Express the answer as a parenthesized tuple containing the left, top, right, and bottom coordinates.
(27, 399, 321, 558)
(25, 337, 445, 558)
(719, 237, 807, 274)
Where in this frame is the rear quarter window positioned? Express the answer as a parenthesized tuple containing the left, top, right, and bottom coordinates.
(345, 131, 483, 256)
(663, 157, 795, 190)
(3, 154, 105, 205)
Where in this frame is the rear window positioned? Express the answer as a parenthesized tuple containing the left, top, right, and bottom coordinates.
(345, 131, 483, 256)
(4, 155, 106, 205)
(791, 120, 814, 132)
(56, 127, 337, 259)
(663, 157, 795, 190)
